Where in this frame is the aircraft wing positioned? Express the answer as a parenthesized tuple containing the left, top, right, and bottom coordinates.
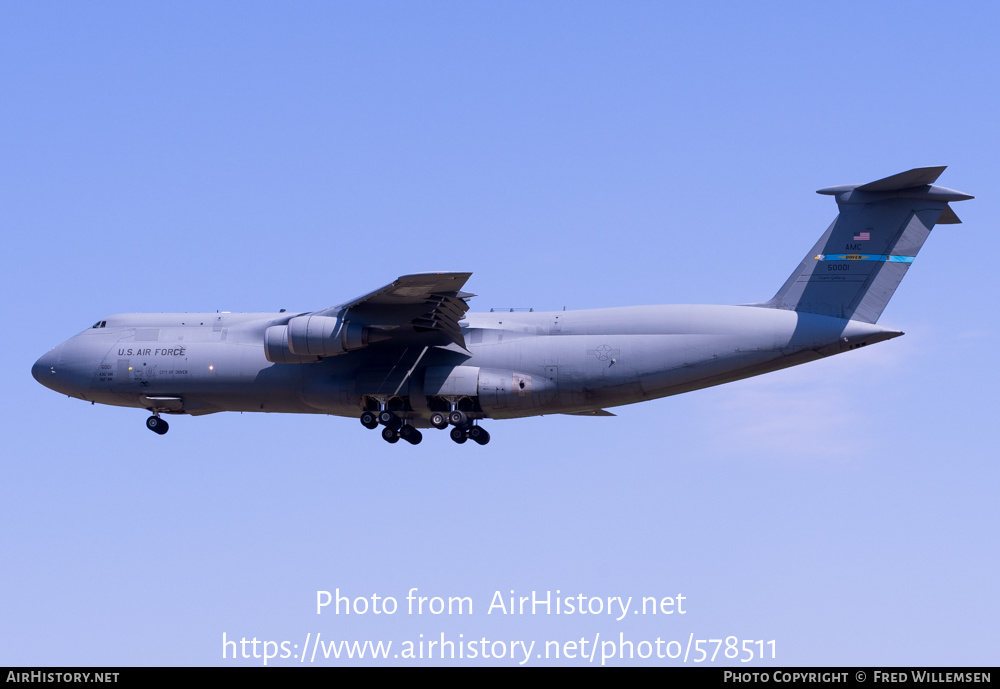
(312, 272, 475, 349)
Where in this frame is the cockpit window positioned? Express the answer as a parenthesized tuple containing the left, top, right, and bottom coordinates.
(91, 320, 107, 329)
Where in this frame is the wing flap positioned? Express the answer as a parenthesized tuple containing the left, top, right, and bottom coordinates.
(313, 272, 475, 349)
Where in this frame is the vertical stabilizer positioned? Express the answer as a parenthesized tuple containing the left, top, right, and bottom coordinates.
(763, 167, 972, 323)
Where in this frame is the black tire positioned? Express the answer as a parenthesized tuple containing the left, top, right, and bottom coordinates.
(469, 426, 490, 445)
(449, 427, 468, 444)
(381, 427, 399, 443)
(400, 426, 423, 445)
(360, 411, 379, 429)
(378, 410, 402, 430)
(146, 416, 168, 435)
(449, 410, 468, 427)
(429, 412, 448, 430)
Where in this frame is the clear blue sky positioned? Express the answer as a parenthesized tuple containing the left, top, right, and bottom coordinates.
(3, 1, 996, 666)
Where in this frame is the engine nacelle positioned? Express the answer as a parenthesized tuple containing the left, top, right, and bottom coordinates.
(264, 316, 374, 364)
(264, 325, 320, 364)
(287, 316, 342, 356)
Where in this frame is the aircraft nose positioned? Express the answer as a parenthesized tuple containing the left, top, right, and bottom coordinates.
(32, 346, 63, 390)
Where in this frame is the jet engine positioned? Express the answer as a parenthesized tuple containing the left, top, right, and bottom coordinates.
(264, 316, 375, 364)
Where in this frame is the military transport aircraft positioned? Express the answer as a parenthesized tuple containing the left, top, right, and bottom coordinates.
(32, 167, 972, 446)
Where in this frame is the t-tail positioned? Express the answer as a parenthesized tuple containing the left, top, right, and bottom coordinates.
(763, 166, 972, 323)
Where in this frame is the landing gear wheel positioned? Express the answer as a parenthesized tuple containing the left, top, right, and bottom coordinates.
(360, 411, 379, 430)
(429, 412, 448, 430)
(381, 427, 400, 444)
(449, 410, 468, 427)
(469, 426, 490, 445)
(449, 427, 468, 444)
(146, 416, 169, 435)
(399, 425, 423, 445)
(378, 410, 403, 430)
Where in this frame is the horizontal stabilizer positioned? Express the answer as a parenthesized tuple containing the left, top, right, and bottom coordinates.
(856, 166, 946, 192)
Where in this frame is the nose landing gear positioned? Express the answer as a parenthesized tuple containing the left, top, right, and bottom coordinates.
(146, 415, 169, 435)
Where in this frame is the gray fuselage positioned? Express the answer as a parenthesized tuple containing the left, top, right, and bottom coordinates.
(32, 304, 900, 427)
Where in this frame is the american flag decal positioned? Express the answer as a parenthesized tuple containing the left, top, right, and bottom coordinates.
(854, 231, 871, 241)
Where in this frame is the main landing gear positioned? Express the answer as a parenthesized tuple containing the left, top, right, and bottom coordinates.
(444, 409, 490, 445)
(146, 415, 169, 435)
(358, 408, 490, 446)
(360, 410, 423, 445)
(448, 421, 490, 445)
